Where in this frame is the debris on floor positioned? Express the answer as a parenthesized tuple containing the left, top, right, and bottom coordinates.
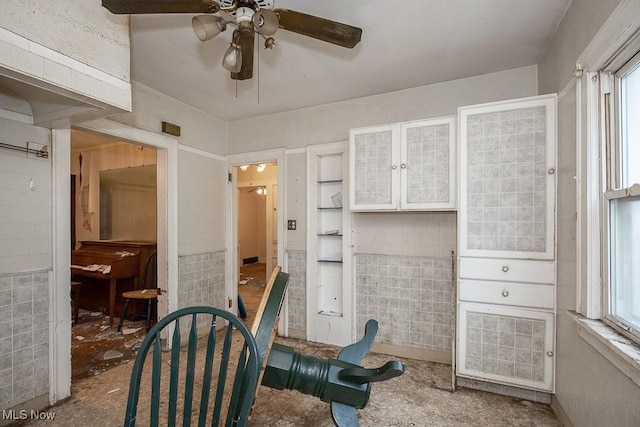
(121, 327, 141, 335)
(103, 350, 124, 360)
(72, 310, 148, 381)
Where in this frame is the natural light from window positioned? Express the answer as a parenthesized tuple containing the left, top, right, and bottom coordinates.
(620, 61, 640, 187)
(609, 60, 640, 334)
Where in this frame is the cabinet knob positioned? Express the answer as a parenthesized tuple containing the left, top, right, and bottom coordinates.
(548, 168, 555, 175)
(400, 163, 407, 169)
(391, 165, 397, 170)
(546, 351, 554, 357)
(502, 265, 509, 272)
(501, 289, 509, 297)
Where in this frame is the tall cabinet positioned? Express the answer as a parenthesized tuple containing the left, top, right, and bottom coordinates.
(456, 95, 557, 393)
(307, 142, 352, 347)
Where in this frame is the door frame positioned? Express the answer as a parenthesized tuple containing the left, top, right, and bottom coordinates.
(226, 149, 286, 332)
(51, 118, 178, 403)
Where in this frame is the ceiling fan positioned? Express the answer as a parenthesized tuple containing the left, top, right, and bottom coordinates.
(101, 0, 363, 81)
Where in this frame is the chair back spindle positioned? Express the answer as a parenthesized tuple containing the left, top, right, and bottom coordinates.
(124, 306, 260, 427)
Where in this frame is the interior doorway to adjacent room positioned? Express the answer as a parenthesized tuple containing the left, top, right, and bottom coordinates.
(236, 162, 278, 327)
(69, 129, 159, 382)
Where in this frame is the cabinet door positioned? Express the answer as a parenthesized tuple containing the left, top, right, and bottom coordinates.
(400, 116, 456, 210)
(459, 95, 556, 260)
(349, 124, 400, 210)
(457, 302, 555, 392)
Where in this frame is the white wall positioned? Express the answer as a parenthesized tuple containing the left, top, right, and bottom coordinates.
(228, 67, 538, 266)
(238, 189, 267, 261)
(70, 142, 157, 244)
(111, 82, 227, 155)
(227, 66, 538, 153)
(177, 152, 226, 255)
(538, 1, 640, 426)
(538, 0, 622, 95)
(0, 118, 51, 273)
(109, 82, 229, 256)
(0, 0, 129, 81)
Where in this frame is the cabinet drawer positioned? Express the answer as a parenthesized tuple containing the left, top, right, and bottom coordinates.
(459, 279, 554, 310)
(458, 257, 555, 284)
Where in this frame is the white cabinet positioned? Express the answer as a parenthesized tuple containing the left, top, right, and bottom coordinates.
(456, 94, 557, 393)
(349, 117, 456, 211)
(457, 303, 555, 392)
(306, 142, 353, 347)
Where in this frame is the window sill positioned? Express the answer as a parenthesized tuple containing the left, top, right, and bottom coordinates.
(569, 310, 640, 388)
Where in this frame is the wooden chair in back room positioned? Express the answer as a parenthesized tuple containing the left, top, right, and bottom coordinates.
(117, 250, 159, 332)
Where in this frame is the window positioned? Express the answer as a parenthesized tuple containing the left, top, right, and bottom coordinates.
(603, 51, 640, 340)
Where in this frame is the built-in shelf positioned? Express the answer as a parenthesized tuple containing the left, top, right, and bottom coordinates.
(307, 141, 352, 346)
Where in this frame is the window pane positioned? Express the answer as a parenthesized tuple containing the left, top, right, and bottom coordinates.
(620, 61, 640, 187)
(610, 196, 640, 331)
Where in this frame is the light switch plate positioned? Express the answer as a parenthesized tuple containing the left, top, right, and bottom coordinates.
(287, 220, 297, 230)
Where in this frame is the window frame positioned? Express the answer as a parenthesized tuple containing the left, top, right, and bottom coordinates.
(600, 50, 640, 342)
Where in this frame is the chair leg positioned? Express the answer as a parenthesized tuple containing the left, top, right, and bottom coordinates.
(118, 298, 131, 332)
(146, 299, 152, 332)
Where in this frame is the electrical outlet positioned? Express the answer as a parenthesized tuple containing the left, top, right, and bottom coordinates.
(287, 220, 297, 230)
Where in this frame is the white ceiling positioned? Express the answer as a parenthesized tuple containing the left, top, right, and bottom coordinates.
(129, 0, 571, 122)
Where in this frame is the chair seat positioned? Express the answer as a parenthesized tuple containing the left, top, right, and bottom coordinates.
(122, 289, 159, 300)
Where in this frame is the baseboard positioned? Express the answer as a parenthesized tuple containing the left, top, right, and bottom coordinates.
(242, 256, 259, 265)
(371, 342, 452, 364)
(456, 376, 552, 404)
(284, 328, 306, 340)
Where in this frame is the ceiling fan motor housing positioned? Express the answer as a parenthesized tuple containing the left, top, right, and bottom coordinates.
(219, 0, 274, 15)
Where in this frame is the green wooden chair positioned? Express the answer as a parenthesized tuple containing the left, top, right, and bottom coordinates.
(123, 306, 260, 427)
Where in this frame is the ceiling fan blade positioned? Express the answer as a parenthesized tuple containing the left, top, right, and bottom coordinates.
(232, 23, 254, 81)
(274, 8, 362, 49)
(101, 0, 220, 14)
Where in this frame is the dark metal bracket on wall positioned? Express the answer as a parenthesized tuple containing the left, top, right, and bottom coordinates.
(0, 141, 49, 159)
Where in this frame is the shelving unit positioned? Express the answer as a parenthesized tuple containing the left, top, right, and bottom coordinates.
(307, 141, 352, 346)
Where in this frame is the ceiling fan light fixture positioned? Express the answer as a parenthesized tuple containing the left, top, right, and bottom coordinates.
(255, 163, 267, 173)
(192, 15, 227, 41)
(252, 10, 279, 36)
(222, 34, 243, 73)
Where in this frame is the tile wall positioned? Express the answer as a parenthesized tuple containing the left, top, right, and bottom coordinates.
(177, 251, 225, 331)
(0, 271, 49, 411)
(466, 106, 547, 252)
(355, 254, 454, 353)
(286, 251, 306, 333)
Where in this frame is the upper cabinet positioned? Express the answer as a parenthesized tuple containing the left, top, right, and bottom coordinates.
(458, 96, 556, 260)
(349, 117, 456, 211)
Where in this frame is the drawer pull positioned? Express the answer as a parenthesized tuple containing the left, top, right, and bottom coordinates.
(501, 289, 509, 297)
(502, 265, 509, 272)
(546, 351, 554, 357)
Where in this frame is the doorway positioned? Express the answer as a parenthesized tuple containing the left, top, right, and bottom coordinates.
(69, 128, 158, 381)
(236, 163, 278, 327)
